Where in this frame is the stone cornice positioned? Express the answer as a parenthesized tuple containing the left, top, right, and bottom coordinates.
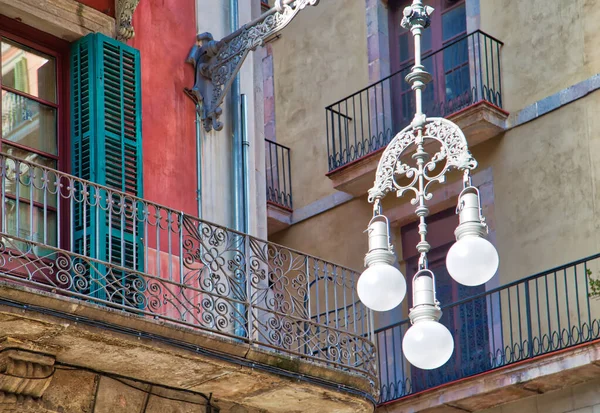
(0, 0, 115, 41)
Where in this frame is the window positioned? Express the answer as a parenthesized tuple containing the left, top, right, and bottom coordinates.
(389, 0, 468, 128)
(0, 17, 69, 252)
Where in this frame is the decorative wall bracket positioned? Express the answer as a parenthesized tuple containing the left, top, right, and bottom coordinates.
(115, 0, 141, 42)
(0, 349, 56, 401)
(185, 0, 319, 132)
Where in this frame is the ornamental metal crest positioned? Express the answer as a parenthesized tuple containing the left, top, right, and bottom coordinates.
(367, 118, 477, 204)
(186, 0, 319, 132)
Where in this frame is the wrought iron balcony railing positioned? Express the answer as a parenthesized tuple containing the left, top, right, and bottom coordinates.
(0, 152, 375, 384)
(265, 139, 293, 210)
(376, 254, 600, 404)
(326, 30, 503, 172)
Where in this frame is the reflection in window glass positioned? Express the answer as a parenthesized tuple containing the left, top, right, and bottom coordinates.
(442, 4, 466, 42)
(2, 91, 57, 155)
(3, 149, 58, 207)
(1, 39, 56, 103)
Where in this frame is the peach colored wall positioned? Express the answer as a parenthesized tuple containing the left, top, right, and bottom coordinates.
(271, 0, 600, 287)
(270, 0, 369, 211)
(480, 0, 600, 114)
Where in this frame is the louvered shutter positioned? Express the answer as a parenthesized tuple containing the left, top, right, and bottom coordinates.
(71, 33, 143, 302)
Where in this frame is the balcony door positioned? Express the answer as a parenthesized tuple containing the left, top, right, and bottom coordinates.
(389, 0, 469, 130)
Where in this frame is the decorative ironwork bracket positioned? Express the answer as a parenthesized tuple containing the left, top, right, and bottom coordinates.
(185, 0, 319, 132)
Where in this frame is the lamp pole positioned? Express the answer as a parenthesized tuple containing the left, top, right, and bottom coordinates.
(356, 0, 499, 370)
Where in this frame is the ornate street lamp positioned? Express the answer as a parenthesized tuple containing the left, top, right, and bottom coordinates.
(357, 0, 499, 370)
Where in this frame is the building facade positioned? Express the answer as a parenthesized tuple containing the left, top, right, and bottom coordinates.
(0, 0, 378, 412)
(266, 0, 600, 412)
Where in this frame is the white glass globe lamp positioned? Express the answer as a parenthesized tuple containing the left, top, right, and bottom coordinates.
(358, 215, 407, 312)
(446, 235, 499, 286)
(357, 263, 406, 312)
(402, 319, 454, 370)
(447, 188, 499, 286)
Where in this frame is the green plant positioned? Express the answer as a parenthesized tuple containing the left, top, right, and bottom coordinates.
(587, 268, 600, 298)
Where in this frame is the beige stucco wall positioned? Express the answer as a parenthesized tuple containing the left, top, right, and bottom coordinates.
(271, 0, 369, 210)
(272, 89, 600, 337)
(480, 93, 600, 283)
(480, 0, 600, 113)
(271, 0, 600, 280)
(271, 196, 373, 271)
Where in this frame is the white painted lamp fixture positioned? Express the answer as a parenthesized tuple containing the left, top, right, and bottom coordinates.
(357, 215, 406, 312)
(356, 0, 499, 370)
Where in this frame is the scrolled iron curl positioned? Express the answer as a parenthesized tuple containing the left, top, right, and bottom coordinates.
(72, 274, 90, 293)
(327, 345, 341, 362)
(249, 258, 267, 285)
(215, 314, 229, 330)
(268, 329, 282, 346)
(326, 331, 340, 346)
(130, 275, 147, 293)
(215, 300, 229, 316)
(55, 269, 73, 289)
(182, 238, 201, 267)
(130, 291, 147, 308)
(0, 241, 6, 267)
(54, 254, 73, 271)
(146, 283, 163, 311)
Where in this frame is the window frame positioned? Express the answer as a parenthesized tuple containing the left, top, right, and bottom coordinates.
(0, 15, 70, 251)
(0, 15, 70, 173)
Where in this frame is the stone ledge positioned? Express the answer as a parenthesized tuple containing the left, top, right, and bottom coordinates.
(378, 340, 600, 413)
(0, 0, 115, 41)
(0, 280, 375, 410)
(267, 202, 293, 235)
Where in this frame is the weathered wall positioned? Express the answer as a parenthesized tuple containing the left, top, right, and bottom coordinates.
(130, 0, 265, 237)
(271, 0, 369, 210)
(480, 0, 600, 113)
(271, 196, 372, 271)
(130, 0, 198, 216)
(271, 0, 600, 286)
(480, 93, 600, 283)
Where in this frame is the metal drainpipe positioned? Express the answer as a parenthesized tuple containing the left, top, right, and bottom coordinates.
(229, 0, 247, 339)
(230, 0, 245, 234)
(241, 94, 250, 233)
(195, 107, 203, 220)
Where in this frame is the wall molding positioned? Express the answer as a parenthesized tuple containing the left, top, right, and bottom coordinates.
(0, 0, 115, 41)
(508, 74, 600, 129)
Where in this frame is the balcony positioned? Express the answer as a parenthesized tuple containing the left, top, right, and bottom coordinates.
(265, 139, 293, 235)
(326, 30, 508, 197)
(376, 255, 600, 411)
(0, 152, 376, 411)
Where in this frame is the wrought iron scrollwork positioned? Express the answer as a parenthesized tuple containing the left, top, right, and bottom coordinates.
(368, 118, 477, 203)
(0, 151, 376, 390)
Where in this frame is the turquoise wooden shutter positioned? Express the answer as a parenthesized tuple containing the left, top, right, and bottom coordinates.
(71, 33, 143, 302)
